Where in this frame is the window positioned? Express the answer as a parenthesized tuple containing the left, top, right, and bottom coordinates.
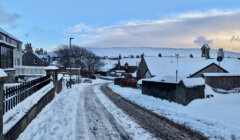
(0, 46, 13, 68)
(34, 58, 38, 64)
(17, 59, 20, 65)
(17, 43, 20, 49)
(0, 35, 2, 40)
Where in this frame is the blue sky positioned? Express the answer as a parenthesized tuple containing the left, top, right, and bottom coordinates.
(1, 0, 240, 52)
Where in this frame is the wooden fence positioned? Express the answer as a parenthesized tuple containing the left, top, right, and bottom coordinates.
(3, 75, 51, 114)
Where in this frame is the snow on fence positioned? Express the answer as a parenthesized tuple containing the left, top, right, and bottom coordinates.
(3, 75, 51, 114)
(15, 66, 46, 76)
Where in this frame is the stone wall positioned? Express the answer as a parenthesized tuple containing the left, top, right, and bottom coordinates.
(176, 82, 205, 105)
(204, 76, 240, 90)
(56, 78, 63, 94)
(4, 88, 55, 140)
(4, 69, 15, 83)
(114, 78, 123, 86)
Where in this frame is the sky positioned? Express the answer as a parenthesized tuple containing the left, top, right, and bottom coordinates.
(1, 0, 240, 52)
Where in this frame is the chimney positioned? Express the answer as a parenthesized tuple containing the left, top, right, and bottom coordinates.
(35, 48, 40, 55)
(40, 48, 43, 55)
(25, 43, 33, 52)
(44, 50, 48, 55)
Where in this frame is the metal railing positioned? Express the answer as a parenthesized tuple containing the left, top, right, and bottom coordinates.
(3, 75, 51, 114)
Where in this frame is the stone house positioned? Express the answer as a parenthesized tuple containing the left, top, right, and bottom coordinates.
(189, 63, 228, 77)
(22, 43, 48, 66)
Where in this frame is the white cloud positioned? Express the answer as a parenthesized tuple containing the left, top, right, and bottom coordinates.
(194, 36, 213, 45)
(65, 9, 240, 52)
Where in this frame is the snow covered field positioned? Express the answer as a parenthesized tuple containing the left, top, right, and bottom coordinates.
(87, 47, 240, 58)
(108, 84, 240, 140)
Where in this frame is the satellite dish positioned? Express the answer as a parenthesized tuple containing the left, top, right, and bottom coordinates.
(217, 56, 223, 62)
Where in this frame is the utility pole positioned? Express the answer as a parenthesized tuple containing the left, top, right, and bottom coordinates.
(69, 37, 74, 88)
(175, 54, 179, 82)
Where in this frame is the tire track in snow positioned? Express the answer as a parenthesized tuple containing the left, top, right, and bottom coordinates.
(75, 84, 132, 140)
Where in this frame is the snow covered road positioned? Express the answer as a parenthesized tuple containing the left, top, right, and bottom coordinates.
(75, 84, 131, 140)
(18, 79, 155, 140)
(75, 83, 155, 140)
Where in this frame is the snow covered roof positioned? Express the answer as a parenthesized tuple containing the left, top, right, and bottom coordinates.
(0, 69, 8, 78)
(203, 73, 240, 77)
(100, 59, 118, 72)
(33, 52, 47, 59)
(181, 77, 205, 88)
(120, 58, 141, 66)
(144, 56, 240, 77)
(0, 27, 22, 43)
(115, 70, 125, 73)
(45, 66, 59, 70)
(143, 74, 184, 84)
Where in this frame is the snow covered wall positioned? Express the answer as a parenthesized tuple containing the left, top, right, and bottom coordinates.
(3, 81, 58, 140)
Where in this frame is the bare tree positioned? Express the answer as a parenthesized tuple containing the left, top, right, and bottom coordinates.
(55, 45, 104, 72)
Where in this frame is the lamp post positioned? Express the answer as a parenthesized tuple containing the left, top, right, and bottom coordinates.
(69, 37, 74, 88)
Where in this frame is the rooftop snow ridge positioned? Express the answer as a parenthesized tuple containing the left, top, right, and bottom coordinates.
(181, 78, 205, 88)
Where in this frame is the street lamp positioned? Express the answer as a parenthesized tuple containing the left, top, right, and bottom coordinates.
(69, 37, 74, 88)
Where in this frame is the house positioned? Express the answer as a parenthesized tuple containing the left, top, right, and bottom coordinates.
(137, 56, 240, 79)
(0, 27, 22, 82)
(22, 43, 48, 66)
(189, 63, 228, 77)
(0, 27, 22, 68)
(113, 58, 141, 73)
(35, 48, 51, 65)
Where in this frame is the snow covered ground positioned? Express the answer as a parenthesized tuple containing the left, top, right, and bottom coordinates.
(18, 79, 155, 140)
(108, 84, 240, 140)
(94, 85, 156, 140)
(17, 80, 103, 140)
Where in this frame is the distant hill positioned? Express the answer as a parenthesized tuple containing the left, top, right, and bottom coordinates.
(86, 47, 240, 58)
(48, 47, 240, 59)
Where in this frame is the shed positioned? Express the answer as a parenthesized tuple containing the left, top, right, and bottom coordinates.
(176, 78, 205, 105)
